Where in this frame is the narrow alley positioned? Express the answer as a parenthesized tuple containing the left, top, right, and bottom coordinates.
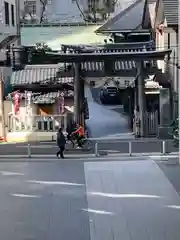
(85, 85, 133, 139)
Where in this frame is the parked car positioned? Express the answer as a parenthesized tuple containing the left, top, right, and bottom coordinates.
(100, 86, 120, 104)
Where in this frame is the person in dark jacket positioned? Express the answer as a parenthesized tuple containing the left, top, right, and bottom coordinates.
(56, 128, 66, 158)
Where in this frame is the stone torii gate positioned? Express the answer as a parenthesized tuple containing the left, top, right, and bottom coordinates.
(46, 49, 171, 137)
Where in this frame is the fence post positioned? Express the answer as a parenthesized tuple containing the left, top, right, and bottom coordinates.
(129, 141, 132, 156)
(162, 141, 166, 155)
(28, 144, 31, 158)
(95, 142, 99, 157)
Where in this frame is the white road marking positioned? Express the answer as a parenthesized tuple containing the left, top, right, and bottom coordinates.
(27, 180, 84, 186)
(106, 150, 120, 153)
(88, 192, 161, 199)
(82, 208, 114, 215)
(0, 171, 24, 176)
(10, 193, 41, 198)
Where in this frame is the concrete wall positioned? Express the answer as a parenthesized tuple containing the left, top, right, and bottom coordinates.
(156, 30, 165, 72)
(6, 131, 57, 142)
(0, 0, 18, 61)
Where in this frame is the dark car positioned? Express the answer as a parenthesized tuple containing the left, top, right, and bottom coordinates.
(100, 86, 120, 104)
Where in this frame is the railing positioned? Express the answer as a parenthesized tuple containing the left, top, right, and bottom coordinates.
(93, 139, 172, 157)
(1, 139, 177, 160)
(8, 114, 69, 132)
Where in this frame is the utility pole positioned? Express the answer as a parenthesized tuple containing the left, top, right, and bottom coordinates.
(137, 61, 145, 137)
(74, 63, 80, 124)
(178, 0, 180, 162)
(15, 0, 21, 45)
(0, 71, 5, 140)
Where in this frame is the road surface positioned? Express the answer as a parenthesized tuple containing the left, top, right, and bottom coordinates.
(0, 157, 180, 239)
(85, 86, 132, 138)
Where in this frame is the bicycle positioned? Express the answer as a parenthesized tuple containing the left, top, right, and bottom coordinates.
(68, 134, 93, 151)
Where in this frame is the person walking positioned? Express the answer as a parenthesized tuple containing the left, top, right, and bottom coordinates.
(56, 128, 66, 158)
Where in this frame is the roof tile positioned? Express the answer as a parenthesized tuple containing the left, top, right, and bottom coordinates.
(163, 0, 178, 25)
(11, 68, 73, 85)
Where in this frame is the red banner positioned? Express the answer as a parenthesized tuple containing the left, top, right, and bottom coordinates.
(13, 92, 20, 115)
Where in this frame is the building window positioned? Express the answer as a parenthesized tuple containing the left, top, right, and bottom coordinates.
(88, 0, 99, 11)
(11, 4, 15, 26)
(4, 1, 9, 25)
(25, 1, 36, 15)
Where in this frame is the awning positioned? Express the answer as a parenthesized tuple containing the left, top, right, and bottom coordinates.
(46, 26, 108, 50)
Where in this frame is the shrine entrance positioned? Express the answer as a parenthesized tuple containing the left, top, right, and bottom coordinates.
(43, 46, 171, 137)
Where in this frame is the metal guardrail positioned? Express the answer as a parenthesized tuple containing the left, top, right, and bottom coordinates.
(94, 140, 169, 157)
(23, 140, 176, 158)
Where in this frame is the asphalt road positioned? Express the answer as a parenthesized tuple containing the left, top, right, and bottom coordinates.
(0, 139, 177, 155)
(0, 157, 180, 240)
(85, 86, 131, 138)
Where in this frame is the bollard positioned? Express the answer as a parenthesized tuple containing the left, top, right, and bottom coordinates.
(95, 142, 99, 157)
(129, 141, 132, 156)
(27, 144, 31, 158)
(162, 141, 166, 155)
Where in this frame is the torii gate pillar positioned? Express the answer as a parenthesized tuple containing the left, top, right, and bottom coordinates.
(137, 61, 146, 137)
(74, 63, 81, 124)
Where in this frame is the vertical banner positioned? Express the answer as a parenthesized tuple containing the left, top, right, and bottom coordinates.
(26, 91, 32, 130)
(57, 92, 64, 114)
(14, 91, 20, 115)
(26, 91, 32, 115)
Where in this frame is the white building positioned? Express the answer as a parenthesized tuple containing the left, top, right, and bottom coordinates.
(0, 0, 18, 62)
(0, 0, 17, 36)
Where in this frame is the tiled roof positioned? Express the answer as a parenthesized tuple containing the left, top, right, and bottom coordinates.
(163, 0, 178, 25)
(96, 0, 146, 33)
(81, 60, 136, 71)
(24, 64, 66, 70)
(81, 43, 153, 71)
(11, 68, 73, 85)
